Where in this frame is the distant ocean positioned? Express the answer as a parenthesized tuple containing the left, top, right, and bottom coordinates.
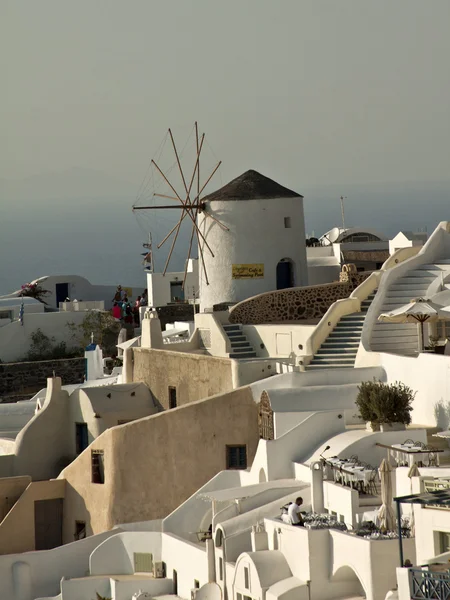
(1, 182, 448, 296)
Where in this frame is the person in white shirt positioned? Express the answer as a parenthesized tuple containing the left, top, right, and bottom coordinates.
(287, 497, 304, 526)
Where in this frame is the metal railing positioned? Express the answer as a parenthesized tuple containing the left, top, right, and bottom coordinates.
(410, 568, 450, 599)
(424, 480, 450, 493)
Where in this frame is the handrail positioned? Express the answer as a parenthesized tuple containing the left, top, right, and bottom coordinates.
(306, 247, 424, 362)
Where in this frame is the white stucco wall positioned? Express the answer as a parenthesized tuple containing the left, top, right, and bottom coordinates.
(380, 353, 450, 427)
(242, 324, 317, 359)
(147, 262, 198, 308)
(0, 310, 86, 363)
(198, 197, 308, 311)
(0, 529, 117, 600)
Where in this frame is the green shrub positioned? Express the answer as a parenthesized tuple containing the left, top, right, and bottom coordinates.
(355, 380, 415, 425)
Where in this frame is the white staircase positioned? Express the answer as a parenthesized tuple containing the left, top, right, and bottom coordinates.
(223, 324, 257, 359)
(306, 292, 376, 370)
(370, 259, 450, 355)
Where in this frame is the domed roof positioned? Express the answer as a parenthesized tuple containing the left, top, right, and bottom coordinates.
(203, 169, 303, 202)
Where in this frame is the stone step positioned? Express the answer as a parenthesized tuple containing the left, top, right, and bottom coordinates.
(223, 324, 241, 330)
(317, 347, 358, 355)
(230, 340, 252, 348)
(328, 332, 362, 340)
(321, 341, 360, 348)
(306, 364, 354, 370)
(310, 356, 356, 364)
(226, 333, 247, 341)
(230, 351, 257, 359)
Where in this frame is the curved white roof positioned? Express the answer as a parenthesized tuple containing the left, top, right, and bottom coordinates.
(238, 551, 292, 588)
(320, 226, 387, 245)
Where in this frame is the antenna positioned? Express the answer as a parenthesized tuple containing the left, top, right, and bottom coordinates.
(340, 196, 347, 230)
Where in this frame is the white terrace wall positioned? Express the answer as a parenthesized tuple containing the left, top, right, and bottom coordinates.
(162, 533, 210, 598)
(241, 324, 317, 359)
(0, 529, 117, 600)
(0, 311, 86, 363)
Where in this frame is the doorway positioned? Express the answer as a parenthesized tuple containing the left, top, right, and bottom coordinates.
(75, 423, 89, 454)
(170, 281, 184, 302)
(34, 498, 63, 550)
(276, 259, 294, 290)
(55, 282, 69, 306)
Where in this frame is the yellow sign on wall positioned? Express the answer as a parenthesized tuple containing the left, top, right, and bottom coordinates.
(232, 264, 264, 279)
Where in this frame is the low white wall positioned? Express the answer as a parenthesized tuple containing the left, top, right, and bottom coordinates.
(323, 481, 359, 526)
(89, 531, 162, 576)
(242, 324, 317, 359)
(231, 359, 278, 388)
(0, 530, 117, 600)
(0, 311, 86, 363)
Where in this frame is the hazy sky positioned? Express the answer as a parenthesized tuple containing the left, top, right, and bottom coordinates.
(2, 0, 450, 189)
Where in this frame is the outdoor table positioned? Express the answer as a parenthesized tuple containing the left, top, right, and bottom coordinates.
(325, 458, 372, 489)
(376, 442, 442, 467)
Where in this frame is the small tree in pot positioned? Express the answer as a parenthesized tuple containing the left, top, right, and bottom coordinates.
(356, 380, 415, 431)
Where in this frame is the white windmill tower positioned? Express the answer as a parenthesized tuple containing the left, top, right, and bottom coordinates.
(133, 124, 308, 313)
(197, 170, 308, 311)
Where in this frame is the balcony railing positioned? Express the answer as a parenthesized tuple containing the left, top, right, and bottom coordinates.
(424, 480, 450, 492)
(410, 568, 450, 599)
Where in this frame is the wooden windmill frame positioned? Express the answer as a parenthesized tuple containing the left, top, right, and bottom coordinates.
(133, 122, 228, 289)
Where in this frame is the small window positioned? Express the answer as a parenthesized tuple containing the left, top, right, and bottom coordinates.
(169, 386, 177, 409)
(226, 445, 247, 470)
(219, 557, 223, 581)
(74, 520, 86, 540)
(244, 566, 250, 589)
(440, 532, 450, 553)
(194, 580, 200, 589)
(284, 216, 291, 228)
(91, 450, 104, 484)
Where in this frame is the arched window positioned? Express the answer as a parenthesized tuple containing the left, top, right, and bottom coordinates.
(258, 391, 274, 440)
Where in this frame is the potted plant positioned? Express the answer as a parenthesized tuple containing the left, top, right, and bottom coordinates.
(355, 380, 415, 432)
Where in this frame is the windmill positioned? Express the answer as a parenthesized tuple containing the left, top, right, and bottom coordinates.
(132, 122, 228, 289)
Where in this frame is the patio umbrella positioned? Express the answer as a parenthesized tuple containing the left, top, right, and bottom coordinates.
(407, 463, 420, 536)
(378, 298, 450, 352)
(378, 459, 396, 532)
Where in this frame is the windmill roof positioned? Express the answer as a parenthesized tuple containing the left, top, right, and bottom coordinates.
(203, 169, 303, 202)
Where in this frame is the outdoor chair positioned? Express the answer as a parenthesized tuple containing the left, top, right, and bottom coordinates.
(367, 469, 379, 496)
(413, 441, 426, 449)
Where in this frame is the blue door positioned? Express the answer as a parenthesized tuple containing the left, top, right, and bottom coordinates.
(276, 261, 293, 289)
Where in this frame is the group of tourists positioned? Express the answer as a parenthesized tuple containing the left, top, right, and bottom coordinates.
(112, 285, 148, 326)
